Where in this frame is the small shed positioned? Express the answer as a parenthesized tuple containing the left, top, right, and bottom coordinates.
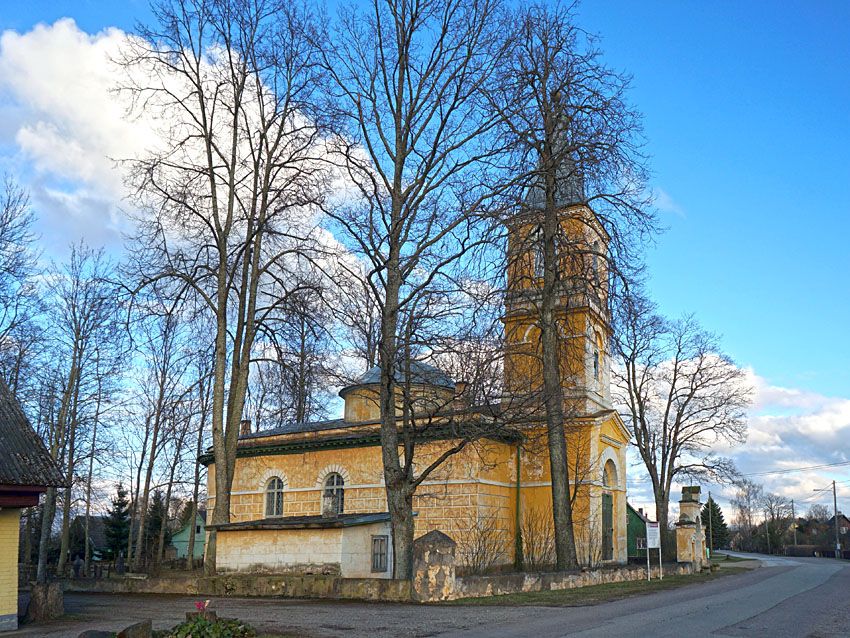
(0, 379, 65, 631)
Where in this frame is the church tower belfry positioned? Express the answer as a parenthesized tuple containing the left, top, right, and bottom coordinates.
(502, 165, 612, 414)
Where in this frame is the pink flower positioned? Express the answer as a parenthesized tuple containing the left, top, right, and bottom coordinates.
(194, 600, 211, 611)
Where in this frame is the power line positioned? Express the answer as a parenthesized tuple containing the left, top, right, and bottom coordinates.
(742, 460, 850, 477)
(798, 483, 835, 504)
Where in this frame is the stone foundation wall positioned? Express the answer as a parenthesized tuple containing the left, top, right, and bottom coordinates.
(453, 563, 694, 600)
(65, 561, 692, 603)
(65, 573, 412, 602)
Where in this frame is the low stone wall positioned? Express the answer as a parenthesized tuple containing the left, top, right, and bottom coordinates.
(64, 573, 411, 602)
(64, 562, 694, 603)
(454, 563, 694, 600)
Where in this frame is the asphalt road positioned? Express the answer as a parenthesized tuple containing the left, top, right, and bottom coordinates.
(13, 553, 850, 638)
(451, 553, 850, 637)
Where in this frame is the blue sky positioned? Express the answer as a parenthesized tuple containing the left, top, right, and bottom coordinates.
(5, 1, 847, 396)
(576, 1, 850, 398)
(1, 0, 848, 514)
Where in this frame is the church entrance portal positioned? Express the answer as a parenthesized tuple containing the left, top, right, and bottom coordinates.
(602, 492, 613, 561)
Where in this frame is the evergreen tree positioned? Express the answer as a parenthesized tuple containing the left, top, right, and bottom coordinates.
(145, 489, 170, 565)
(103, 483, 130, 560)
(701, 496, 730, 550)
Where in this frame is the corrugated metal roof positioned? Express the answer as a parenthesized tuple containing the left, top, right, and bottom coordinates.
(239, 418, 351, 439)
(0, 378, 66, 487)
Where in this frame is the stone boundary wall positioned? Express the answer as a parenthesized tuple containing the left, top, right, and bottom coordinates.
(63, 562, 693, 603)
(453, 563, 694, 600)
(64, 573, 412, 602)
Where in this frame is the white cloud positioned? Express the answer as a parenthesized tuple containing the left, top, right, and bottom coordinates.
(0, 19, 155, 253)
(652, 186, 686, 218)
(625, 368, 850, 523)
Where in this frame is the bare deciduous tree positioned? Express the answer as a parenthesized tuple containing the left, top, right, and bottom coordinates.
(120, 0, 330, 573)
(37, 245, 121, 578)
(731, 478, 762, 549)
(614, 292, 752, 532)
(490, 2, 653, 569)
(317, 0, 509, 578)
(0, 175, 43, 397)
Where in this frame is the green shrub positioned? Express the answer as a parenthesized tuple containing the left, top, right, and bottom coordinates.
(157, 616, 256, 638)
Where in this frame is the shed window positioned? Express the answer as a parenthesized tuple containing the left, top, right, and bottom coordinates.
(265, 476, 284, 517)
(371, 535, 389, 572)
(196, 525, 201, 534)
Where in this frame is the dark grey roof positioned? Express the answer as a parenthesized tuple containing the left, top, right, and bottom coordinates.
(207, 512, 392, 532)
(339, 360, 455, 397)
(0, 378, 66, 487)
(239, 418, 351, 440)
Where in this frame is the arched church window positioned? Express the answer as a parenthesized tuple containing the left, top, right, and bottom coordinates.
(602, 459, 618, 489)
(323, 472, 345, 515)
(265, 476, 284, 517)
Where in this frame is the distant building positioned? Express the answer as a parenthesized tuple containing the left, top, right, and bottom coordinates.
(627, 504, 651, 561)
(0, 379, 65, 631)
(171, 510, 206, 560)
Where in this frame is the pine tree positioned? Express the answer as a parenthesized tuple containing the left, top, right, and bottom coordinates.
(145, 489, 170, 565)
(701, 496, 730, 550)
(103, 483, 130, 560)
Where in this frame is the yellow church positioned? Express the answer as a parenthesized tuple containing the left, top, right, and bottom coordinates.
(203, 175, 629, 578)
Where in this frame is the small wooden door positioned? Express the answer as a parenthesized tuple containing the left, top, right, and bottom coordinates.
(602, 493, 614, 561)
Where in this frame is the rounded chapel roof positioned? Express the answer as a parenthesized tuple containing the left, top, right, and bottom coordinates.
(339, 361, 455, 398)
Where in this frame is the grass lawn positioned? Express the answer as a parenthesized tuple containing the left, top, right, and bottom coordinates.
(448, 567, 748, 607)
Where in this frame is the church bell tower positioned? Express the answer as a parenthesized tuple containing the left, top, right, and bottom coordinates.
(502, 162, 612, 414)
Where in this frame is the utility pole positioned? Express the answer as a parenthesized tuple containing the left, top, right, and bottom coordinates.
(765, 508, 771, 555)
(791, 499, 797, 546)
(833, 480, 841, 559)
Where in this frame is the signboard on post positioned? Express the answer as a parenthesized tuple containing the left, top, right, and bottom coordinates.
(646, 521, 662, 581)
(647, 522, 660, 549)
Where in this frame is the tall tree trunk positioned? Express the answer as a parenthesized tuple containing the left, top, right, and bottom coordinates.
(36, 384, 63, 583)
(206, 291, 231, 575)
(127, 439, 143, 565)
(22, 508, 33, 565)
(158, 413, 189, 565)
(56, 355, 80, 575)
(36, 488, 57, 583)
(379, 258, 416, 579)
(157, 465, 176, 566)
(83, 421, 98, 575)
(83, 380, 102, 576)
(133, 369, 168, 570)
(654, 489, 669, 536)
(540, 180, 579, 571)
(187, 385, 207, 565)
